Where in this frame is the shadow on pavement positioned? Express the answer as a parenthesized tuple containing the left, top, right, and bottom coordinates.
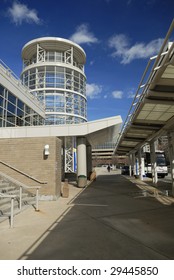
(19, 173, 174, 260)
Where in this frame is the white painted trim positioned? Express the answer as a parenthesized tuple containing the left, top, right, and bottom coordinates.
(0, 115, 122, 146)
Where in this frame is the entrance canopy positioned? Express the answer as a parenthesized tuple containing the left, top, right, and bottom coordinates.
(0, 115, 122, 146)
(115, 20, 174, 155)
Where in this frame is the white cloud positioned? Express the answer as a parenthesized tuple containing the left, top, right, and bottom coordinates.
(108, 34, 163, 64)
(8, 1, 41, 25)
(127, 88, 136, 98)
(86, 83, 102, 99)
(69, 24, 98, 45)
(112, 90, 123, 99)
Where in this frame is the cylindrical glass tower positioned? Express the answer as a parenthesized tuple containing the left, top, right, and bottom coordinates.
(21, 37, 87, 125)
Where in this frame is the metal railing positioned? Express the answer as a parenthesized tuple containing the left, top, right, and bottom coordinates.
(0, 160, 47, 184)
(114, 19, 174, 153)
(0, 193, 16, 228)
(0, 171, 41, 228)
(19, 185, 41, 212)
(0, 59, 45, 110)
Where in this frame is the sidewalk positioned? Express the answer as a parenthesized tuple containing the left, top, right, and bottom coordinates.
(0, 168, 174, 260)
(0, 182, 84, 260)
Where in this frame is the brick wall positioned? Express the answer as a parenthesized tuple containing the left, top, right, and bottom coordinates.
(0, 137, 62, 200)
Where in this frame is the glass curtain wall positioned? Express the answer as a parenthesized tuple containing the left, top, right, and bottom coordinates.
(21, 45, 87, 125)
(0, 84, 44, 127)
(22, 66, 86, 124)
(21, 39, 87, 172)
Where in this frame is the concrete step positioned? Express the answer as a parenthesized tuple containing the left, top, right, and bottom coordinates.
(0, 195, 36, 221)
(0, 183, 11, 189)
(4, 189, 20, 196)
(0, 179, 9, 184)
(0, 182, 14, 188)
(0, 207, 25, 222)
(0, 196, 18, 207)
(0, 186, 18, 193)
(0, 198, 19, 214)
(0, 193, 35, 208)
(0, 174, 38, 224)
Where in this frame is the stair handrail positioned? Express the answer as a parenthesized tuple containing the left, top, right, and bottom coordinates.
(0, 171, 41, 227)
(0, 193, 17, 228)
(0, 160, 47, 184)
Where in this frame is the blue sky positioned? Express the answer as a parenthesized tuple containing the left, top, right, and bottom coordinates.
(0, 0, 174, 122)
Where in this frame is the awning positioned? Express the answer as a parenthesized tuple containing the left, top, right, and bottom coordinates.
(115, 20, 174, 155)
(0, 115, 122, 147)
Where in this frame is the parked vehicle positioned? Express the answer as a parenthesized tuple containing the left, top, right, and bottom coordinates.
(144, 151, 168, 178)
(121, 165, 129, 175)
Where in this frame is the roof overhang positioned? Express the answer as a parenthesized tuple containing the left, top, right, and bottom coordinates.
(115, 20, 174, 155)
(0, 115, 122, 147)
(22, 37, 86, 64)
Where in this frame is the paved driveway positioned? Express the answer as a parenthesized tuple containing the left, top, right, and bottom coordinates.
(23, 170, 174, 260)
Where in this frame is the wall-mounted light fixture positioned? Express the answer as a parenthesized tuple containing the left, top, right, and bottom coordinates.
(44, 144, 50, 156)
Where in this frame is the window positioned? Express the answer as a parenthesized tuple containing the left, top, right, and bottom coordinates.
(45, 95, 54, 111)
(0, 84, 4, 97)
(55, 52, 63, 62)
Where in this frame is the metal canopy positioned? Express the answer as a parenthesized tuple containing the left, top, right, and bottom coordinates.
(115, 20, 174, 155)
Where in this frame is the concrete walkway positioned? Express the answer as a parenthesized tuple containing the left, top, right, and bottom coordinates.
(0, 168, 174, 260)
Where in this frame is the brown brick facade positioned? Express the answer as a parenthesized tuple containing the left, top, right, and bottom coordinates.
(0, 137, 62, 200)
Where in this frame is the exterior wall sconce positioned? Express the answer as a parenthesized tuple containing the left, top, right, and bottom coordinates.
(44, 144, 50, 156)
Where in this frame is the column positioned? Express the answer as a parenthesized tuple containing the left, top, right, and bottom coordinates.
(135, 154, 138, 176)
(138, 148, 143, 180)
(129, 154, 132, 176)
(77, 137, 87, 187)
(150, 141, 158, 186)
(168, 133, 174, 196)
(132, 152, 136, 176)
(86, 144, 92, 180)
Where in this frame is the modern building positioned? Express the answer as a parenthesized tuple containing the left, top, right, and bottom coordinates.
(0, 59, 45, 127)
(0, 36, 122, 201)
(21, 37, 87, 125)
(20, 37, 88, 173)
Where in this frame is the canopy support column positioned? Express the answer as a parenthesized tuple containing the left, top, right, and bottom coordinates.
(138, 148, 143, 180)
(87, 144, 92, 180)
(132, 152, 136, 176)
(77, 137, 87, 187)
(168, 133, 174, 196)
(150, 141, 158, 186)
